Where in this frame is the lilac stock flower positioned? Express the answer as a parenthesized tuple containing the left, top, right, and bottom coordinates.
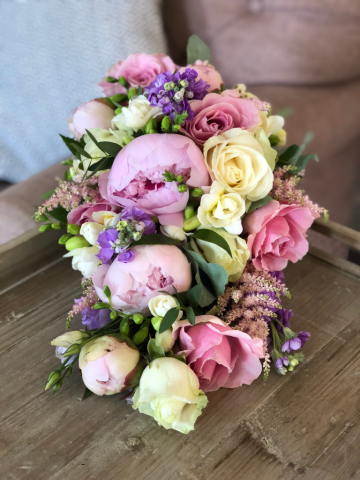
(118, 250, 135, 263)
(121, 207, 156, 235)
(97, 228, 119, 264)
(145, 68, 209, 123)
(282, 336, 302, 354)
(81, 307, 112, 329)
(298, 331, 311, 347)
(275, 356, 289, 369)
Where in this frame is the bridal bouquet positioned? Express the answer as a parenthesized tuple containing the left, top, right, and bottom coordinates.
(37, 36, 327, 434)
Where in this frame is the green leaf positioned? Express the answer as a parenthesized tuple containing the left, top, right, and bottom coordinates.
(192, 229, 232, 258)
(71, 143, 92, 159)
(247, 195, 272, 213)
(184, 250, 217, 307)
(292, 153, 319, 174)
(186, 306, 196, 325)
(165, 351, 186, 363)
(187, 34, 211, 64)
(147, 338, 165, 361)
(199, 263, 228, 297)
(97, 142, 122, 157)
(46, 206, 68, 224)
(41, 190, 55, 200)
(96, 97, 116, 109)
(159, 307, 180, 334)
(131, 234, 182, 247)
(277, 144, 301, 166)
(87, 156, 115, 172)
(186, 284, 202, 308)
(85, 129, 103, 150)
(276, 107, 294, 118)
(82, 387, 93, 400)
(60, 134, 83, 156)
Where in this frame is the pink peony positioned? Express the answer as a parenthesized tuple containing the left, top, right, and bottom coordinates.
(67, 202, 118, 225)
(243, 199, 315, 271)
(92, 245, 192, 315)
(99, 133, 210, 227)
(178, 60, 223, 92)
(79, 335, 142, 396)
(173, 315, 263, 392)
(67, 100, 115, 140)
(98, 53, 176, 97)
(181, 92, 260, 146)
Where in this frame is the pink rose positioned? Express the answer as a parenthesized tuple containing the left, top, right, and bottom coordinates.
(173, 315, 263, 392)
(92, 245, 192, 315)
(67, 202, 118, 225)
(99, 133, 210, 227)
(178, 60, 223, 92)
(67, 100, 115, 140)
(243, 200, 316, 271)
(79, 335, 142, 396)
(181, 92, 260, 146)
(98, 53, 176, 97)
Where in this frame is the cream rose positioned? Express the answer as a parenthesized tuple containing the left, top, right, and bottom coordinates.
(197, 180, 246, 234)
(148, 294, 183, 321)
(203, 128, 274, 202)
(132, 357, 208, 434)
(112, 95, 162, 132)
(190, 225, 249, 282)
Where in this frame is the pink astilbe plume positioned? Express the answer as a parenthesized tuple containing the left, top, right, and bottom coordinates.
(66, 278, 99, 329)
(35, 178, 102, 221)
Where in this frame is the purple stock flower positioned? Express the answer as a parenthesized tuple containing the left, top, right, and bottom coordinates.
(298, 331, 311, 347)
(81, 307, 112, 329)
(282, 336, 302, 354)
(118, 249, 135, 263)
(97, 228, 119, 264)
(121, 207, 156, 235)
(275, 356, 289, 369)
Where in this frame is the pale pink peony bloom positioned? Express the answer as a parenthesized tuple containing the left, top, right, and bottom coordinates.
(173, 315, 263, 392)
(68, 100, 115, 140)
(181, 92, 260, 146)
(79, 335, 142, 396)
(67, 202, 118, 225)
(99, 133, 210, 227)
(92, 245, 192, 315)
(178, 60, 223, 92)
(98, 53, 176, 97)
(243, 199, 316, 271)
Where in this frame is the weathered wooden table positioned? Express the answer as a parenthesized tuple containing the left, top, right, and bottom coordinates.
(1, 224, 359, 480)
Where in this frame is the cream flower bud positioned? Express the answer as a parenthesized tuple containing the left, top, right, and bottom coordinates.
(112, 95, 162, 132)
(51, 330, 89, 348)
(197, 181, 245, 235)
(155, 329, 175, 352)
(80, 222, 104, 245)
(64, 246, 101, 278)
(160, 225, 187, 241)
(91, 211, 121, 226)
(148, 295, 183, 321)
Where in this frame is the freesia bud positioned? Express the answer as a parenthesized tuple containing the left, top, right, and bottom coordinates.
(118, 76, 129, 88)
(133, 314, 144, 325)
(110, 93, 128, 104)
(161, 116, 172, 133)
(133, 328, 149, 346)
(51, 223, 61, 230)
(39, 224, 51, 232)
(67, 224, 81, 235)
(45, 371, 60, 391)
(110, 311, 119, 320)
(63, 343, 81, 356)
(114, 107, 123, 115)
(144, 118, 158, 134)
(122, 134, 134, 145)
(120, 317, 130, 336)
(51, 331, 89, 348)
(59, 233, 73, 245)
(105, 76, 118, 83)
(184, 206, 194, 220)
(191, 188, 203, 198)
(65, 236, 90, 251)
(183, 216, 201, 231)
(128, 87, 138, 99)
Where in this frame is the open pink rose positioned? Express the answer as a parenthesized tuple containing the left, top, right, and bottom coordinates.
(99, 133, 210, 227)
(173, 315, 263, 392)
(67, 202, 118, 225)
(92, 245, 192, 315)
(181, 92, 260, 146)
(243, 200, 316, 271)
(68, 100, 115, 140)
(178, 60, 223, 92)
(98, 53, 176, 97)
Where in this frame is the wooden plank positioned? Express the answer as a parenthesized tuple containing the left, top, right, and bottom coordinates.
(0, 255, 359, 479)
(309, 245, 360, 278)
(0, 227, 64, 293)
(311, 217, 360, 252)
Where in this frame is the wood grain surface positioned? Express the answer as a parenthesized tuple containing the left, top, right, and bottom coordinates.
(0, 231, 359, 480)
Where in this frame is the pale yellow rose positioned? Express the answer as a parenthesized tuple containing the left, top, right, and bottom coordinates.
(203, 128, 274, 202)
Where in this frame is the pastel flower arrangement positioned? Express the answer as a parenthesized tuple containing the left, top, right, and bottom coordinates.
(37, 36, 327, 434)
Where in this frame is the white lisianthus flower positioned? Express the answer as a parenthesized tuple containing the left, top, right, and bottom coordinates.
(91, 211, 121, 227)
(112, 95, 162, 132)
(80, 222, 105, 246)
(133, 357, 208, 434)
(190, 225, 250, 282)
(203, 128, 274, 202)
(160, 225, 187, 241)
(148, 295, 183, 321)
(155, 329, 175, 353)
(198, 180, 246, 235)
(51, 331, 89, 348)
(64, 246, 101, 278)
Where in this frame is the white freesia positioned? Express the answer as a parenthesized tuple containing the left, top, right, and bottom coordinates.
(112, 95, 162, 132)
(190, 225, 250, 282)
(133, 357, 208, 434)
(203, 128, 274, 202)
(149, 295, 183, 321)
(80, 222, 104, 246)
(64, 246, 101, 278)
(259, 111, 285, 137)
(155, 329, 175, 353)
(92, 211, 121, 226)
(198, 180, 246, 234)
(160, 225, 187, 241)
(51, 331, 89, 348)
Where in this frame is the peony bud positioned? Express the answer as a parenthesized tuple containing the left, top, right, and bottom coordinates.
(65, 236, 90, 251)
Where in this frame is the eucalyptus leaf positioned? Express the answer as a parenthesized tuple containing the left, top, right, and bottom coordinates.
(199, 263, 228, 297)
(97, 141, 122, 157)
(131, 234, 182, 247)
(192, 229, 232, 258)
(85, 129, 103, 150)
(247, 195, 272, 213)
(292, 153, 319, 174)
(159, 307, 180, 334)
(186, 306, 196, 325)
(87, 156, 114, 172)
(186, 284, 202, 308)
(187, 34, 211, 64)
(71, 143, 92, 159)
(147, 338, 165, 361)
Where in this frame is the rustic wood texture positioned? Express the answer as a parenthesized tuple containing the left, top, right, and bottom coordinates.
(0, 230, 359, 480)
